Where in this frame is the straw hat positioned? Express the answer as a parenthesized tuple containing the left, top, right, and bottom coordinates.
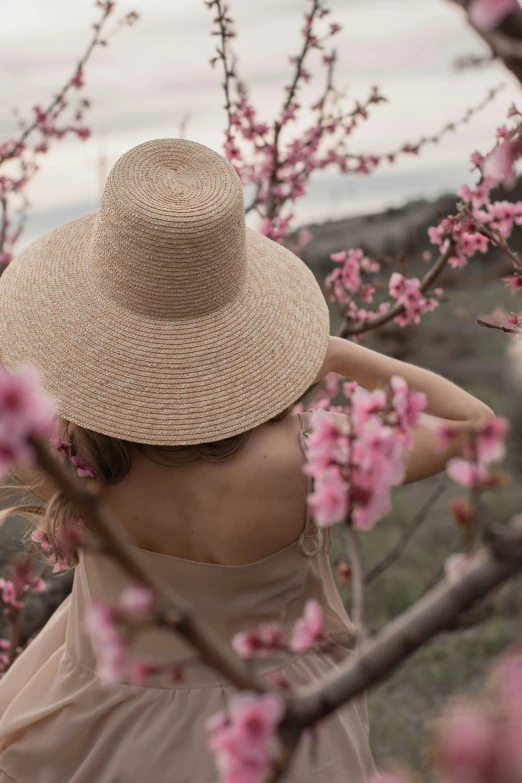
(0, 139, 330, 445)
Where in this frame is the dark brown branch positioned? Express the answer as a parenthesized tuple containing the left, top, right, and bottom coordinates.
(365, 485, 446, 585)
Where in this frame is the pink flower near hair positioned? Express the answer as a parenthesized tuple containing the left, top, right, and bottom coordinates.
(49, 434, 71, 462)
(207, 692, 284, 783)
(434, 704, 497, 782)
(289, 599, 323, 652)
(70, 455, 95, 478)
(31, 528, 52, 552)
(232, 623, 284, 659)
(468, 0, 517, 30)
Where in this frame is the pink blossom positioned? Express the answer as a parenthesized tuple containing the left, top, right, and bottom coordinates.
(308, 466, 349, 527)
(49, 434, 71, 462)
(129, 661, 161, 686)
(232, 623, 284, 658)
(447, 458, 489, 488)
(31, 528, 51, 552)
(70, 455, 95, 478)
(482, 141, 522, 189)
(85, 601, 128, 683)
(119, 584, 155, 617)
(207, 692, 284, 783)
(289, 599, 323, 652)
(390, 375, 426, 432)
(476, 416, 509, 463)
(0, 365, 56, 477)
(469, 0, 517, 30)
(435, 704, 497, 782)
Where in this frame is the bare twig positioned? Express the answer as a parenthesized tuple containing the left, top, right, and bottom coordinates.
(365, 485, 446, 585)
(476, 318, 521, 334)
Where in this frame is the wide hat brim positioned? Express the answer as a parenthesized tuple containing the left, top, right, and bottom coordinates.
(0, 213, 330, 445)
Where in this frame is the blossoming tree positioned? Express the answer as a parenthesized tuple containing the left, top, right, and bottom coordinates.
(2, 0, 522, 782)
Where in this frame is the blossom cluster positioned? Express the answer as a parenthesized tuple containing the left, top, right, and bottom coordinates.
(324, 247, 443, 331)
(438, 416, 509, 490)
(427, 105, 522, 293)
(232, 598, 324, 659)
(304, 377, 426, 529)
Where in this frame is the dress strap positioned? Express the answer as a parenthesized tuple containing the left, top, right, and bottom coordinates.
(296, 410, 331, 557)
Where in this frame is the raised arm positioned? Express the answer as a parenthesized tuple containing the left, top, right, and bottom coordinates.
(315, 336, 495, 484)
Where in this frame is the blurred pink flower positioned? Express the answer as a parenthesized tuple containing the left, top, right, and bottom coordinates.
(444, 552, 473, 583)
(70, 455, 95, 478)
(119, 584, 155, 617)
(483, 141, 522, 189)
(289, 599, 323, 652)
(469, 0, 517, 30)
(207, 692, 284, 783)
(447, 458, 489, 488)
(434, 704, 497, 782)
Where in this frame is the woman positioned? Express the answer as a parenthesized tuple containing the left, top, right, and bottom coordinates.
(0, 139, 493, 783)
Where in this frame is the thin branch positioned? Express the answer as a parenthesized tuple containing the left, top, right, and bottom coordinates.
(338, 242, 455, 338)
(365, 484, 446, 585)
(345, 525, 366, 638)
(0, 3, 115, 166)
(476, 318, 521, 334)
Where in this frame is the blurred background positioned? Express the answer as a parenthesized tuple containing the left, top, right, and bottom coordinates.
(2, 0, 522, 779)
(1, 0, 521, 243)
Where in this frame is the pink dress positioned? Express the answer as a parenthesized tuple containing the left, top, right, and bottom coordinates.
(0, 412, 377, 782)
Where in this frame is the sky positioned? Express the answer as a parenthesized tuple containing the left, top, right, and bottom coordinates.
(1, 0, 522, 245)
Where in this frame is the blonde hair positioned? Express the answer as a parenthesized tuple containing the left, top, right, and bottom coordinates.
(0, 404, 294, 569)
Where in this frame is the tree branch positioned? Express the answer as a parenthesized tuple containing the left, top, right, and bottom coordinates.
(338, 242, 455, 338)
(365, 485, 446, 585)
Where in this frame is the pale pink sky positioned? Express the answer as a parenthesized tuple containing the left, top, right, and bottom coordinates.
(1, 0, 521, 243)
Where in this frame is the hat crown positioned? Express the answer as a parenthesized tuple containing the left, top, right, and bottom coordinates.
(90, 138, 247, 318)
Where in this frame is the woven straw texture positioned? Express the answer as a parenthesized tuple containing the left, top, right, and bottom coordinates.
(0, 138, 330, 445)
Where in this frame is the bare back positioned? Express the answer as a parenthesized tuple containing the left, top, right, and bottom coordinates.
(99, 412, 309, 566)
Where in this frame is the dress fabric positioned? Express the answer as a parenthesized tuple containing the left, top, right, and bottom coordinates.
(0, 411, 377, 783)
